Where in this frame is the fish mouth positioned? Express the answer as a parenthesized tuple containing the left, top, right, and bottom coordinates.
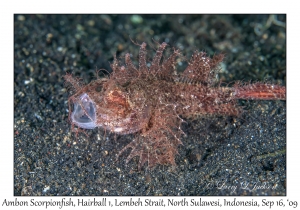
(71, 93, 97, 129)
(70, 92, 151, 134)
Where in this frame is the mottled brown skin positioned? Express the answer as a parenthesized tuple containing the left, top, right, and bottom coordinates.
(64, 42, 286, 170)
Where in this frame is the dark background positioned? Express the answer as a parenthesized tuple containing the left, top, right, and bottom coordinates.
(14, 14, 286, 196)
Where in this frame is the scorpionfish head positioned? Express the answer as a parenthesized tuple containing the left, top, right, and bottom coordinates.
(70, 78, 150, 134)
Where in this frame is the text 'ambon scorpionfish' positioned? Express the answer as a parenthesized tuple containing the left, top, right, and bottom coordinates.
(64, 42, 286, 169)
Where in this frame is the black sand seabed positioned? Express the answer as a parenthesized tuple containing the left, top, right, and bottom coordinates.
(14, 14, 286, 196)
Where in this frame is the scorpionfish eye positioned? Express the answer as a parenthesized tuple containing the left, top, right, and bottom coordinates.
(71, 93, 97, 129)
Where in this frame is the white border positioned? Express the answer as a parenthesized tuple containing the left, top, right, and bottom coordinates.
(1, 0, 298, 209)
